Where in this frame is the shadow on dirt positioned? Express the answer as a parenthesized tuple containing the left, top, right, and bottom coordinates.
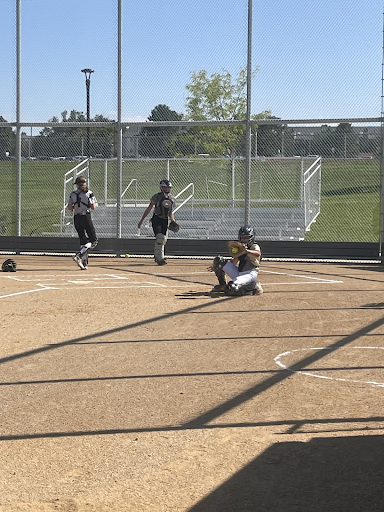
(175, 290, 235, 299)
(175, 291, 215, 299)
(347, 265, 384, 273)
(188, 435, 384, 512)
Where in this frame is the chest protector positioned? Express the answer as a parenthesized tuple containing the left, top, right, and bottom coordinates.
(157, 195, 172, 218)
(238, 253, 247, 272)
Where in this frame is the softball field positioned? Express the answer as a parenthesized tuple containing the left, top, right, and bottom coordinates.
(1, 255, 384, 511)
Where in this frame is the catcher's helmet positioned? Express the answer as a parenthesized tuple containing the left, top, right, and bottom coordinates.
(2, 258, 17, 272)
(238, 225, 255, 248)
(159, 179, 172, 194)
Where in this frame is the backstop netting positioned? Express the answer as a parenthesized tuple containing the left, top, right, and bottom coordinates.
(0, 0, 381, 245)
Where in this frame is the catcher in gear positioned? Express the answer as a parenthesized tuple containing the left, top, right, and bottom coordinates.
(208, 225, 263, 296)
(138, 179, 178, 266)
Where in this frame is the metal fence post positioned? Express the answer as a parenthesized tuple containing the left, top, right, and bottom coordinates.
(231, 157, 235, 207)
(104, 159, 108, 203)
(380, 123, 384, 262)
(116, 0, 123, 238)
(16, 0, 21, 237)
(244, 0, 253, 226)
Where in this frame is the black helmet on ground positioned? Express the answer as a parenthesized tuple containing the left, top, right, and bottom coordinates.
(2, 258, 17, 272)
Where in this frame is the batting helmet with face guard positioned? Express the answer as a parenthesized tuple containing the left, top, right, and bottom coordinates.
(2, 258, 17, 272)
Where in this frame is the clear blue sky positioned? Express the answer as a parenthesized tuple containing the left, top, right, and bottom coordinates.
(0, 0, 382, 124)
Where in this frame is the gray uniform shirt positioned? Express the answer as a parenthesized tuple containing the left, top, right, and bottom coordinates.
(68, 189, 97, 215)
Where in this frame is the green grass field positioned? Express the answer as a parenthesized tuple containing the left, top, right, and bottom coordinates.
(304, 159, 380, 242)
(0, 158, 380, 241)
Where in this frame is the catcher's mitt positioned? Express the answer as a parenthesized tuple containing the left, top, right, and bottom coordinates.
(168, 220, 180, 233)
(228, 240, 247, 257)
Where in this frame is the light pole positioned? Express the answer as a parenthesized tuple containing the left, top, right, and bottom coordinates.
(81, 68, 94, 160)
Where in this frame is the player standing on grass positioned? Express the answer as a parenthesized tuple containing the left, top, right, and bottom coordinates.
(67, 175, 98, 270)
(138, 179, 179, 266)
(208, 225, 263, 296)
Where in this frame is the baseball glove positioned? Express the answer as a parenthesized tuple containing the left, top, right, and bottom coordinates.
(228, 240, 247, 257)
(168, 220, 180, 233)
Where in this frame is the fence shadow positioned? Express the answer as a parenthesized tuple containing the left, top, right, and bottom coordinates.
(188, 435, 384, 512)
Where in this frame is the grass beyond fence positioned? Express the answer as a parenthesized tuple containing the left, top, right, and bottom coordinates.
(304, 159, 380, 242)
(0, 158, 380, 241)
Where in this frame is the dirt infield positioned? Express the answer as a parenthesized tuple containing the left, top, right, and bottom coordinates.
(1, 255, 384, 511)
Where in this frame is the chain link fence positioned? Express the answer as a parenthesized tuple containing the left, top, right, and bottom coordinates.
(0, 1, 381, 246)
(0, 121, 380, 242)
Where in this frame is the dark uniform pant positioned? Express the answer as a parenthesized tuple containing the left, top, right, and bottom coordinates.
(151, 215, 168, 236)
(74, 213, 97, 246)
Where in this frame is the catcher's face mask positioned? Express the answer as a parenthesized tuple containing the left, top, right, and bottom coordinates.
(238, 225, 255, 246)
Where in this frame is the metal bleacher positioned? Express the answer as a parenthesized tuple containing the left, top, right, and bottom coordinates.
(80, 204, 307, 241)
(55, 157, 321, 242)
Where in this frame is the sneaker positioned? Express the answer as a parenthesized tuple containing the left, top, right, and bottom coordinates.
(81, 253, 89, 270)
(224, 281, 239, 296)
(253, 282, 263, 295)
(73, 253, 85, 270)
(211, 284, 225, 292)
(157, 259, 167, 266)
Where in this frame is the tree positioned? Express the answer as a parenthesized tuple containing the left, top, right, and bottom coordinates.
(171, 67, 269, 157)
(35, 110, 117, 158)
(185, 68, 251, 121)
(310, 125, 335, 157)
(310, 123, 359, 158)
(333, 123, 359, 158)
(138, 104, 183, 157)
(256, 116, 294, 157)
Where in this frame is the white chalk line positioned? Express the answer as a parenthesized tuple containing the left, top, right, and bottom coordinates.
(0, 287, 55, 299)
(0, 267, 343, 298)
(262, 269, 343, 284)
(261, 281, 343, 286)
(2, 273, 131, 282)
(275, 347, 384, 388)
